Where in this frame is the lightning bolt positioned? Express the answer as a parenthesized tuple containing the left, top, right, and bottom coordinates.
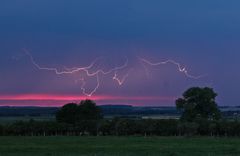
(22, 48, 205, 97)
(113, 68, 133, 86)
(23, 49, 129, 96)
(138, 57, 206, 79)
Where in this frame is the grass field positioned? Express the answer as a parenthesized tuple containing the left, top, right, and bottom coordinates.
(0, 136, 239, 156)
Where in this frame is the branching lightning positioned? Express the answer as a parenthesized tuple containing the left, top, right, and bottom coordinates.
(23, 48, 205, 97)
(138, 57, 206, 79)
(23, 49, 129, 96)
(113, 68, 133, 86)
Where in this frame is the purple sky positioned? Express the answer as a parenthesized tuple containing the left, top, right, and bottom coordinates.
(0, 0, 239, 106)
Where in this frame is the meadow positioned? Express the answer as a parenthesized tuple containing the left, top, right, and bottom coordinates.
(0, 136, 239, 156)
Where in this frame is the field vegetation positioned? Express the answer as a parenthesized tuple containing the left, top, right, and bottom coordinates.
(0, 136, 240, 156)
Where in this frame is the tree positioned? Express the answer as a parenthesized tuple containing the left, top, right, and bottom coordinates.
(56, 99, 102, 124)
(78, 99, 102, 121)
(176, 87, 221, 122)
(56, 103, 78, 124)
(177, 122, 199, 136)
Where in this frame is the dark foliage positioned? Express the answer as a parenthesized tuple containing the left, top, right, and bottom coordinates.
(1, 119, 240, 137)
(56, 100, 102, 124)
(176, 87, 221, 121)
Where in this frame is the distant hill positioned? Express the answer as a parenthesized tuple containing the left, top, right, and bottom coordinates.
(0, 105, 239, 118)
(0, 105, 178, 117)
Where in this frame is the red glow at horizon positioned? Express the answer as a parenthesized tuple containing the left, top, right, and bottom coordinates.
(0, 94, 175, 101)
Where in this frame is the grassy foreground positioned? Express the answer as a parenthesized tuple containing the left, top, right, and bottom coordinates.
(0, 136, 239, 156)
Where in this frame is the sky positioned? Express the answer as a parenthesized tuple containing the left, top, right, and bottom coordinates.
(0, 0, 240, 106)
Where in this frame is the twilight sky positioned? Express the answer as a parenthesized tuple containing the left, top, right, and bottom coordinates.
(0, 0, 239, 106)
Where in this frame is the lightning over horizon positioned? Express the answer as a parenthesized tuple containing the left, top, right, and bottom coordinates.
(138, 57, 206, 79)
(0, 0, 239, 107)
(23, 48, 129, 97)
(22, 48, 204, 98)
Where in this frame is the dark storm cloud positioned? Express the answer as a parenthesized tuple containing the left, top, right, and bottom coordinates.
(0, 0, 240, 105)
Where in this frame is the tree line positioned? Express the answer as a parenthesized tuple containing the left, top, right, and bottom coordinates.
(1, 118, 240, 137)
(0, 87, 239, 137)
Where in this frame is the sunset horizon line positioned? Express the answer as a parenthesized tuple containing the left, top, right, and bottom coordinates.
(0, 93, 177, 107)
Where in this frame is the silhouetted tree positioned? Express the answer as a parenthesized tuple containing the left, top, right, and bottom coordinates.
(176, 87, 221, 122)
(98, 120, 112, 135)
(56, 100, 102, 124)
(178, 122, 199, 136)
(56, 103, 78, 124)
(77, 99, 102, 121)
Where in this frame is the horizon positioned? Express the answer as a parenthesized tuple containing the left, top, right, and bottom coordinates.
(0, 103, 239, 108)
(1, 1, 240, 106)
